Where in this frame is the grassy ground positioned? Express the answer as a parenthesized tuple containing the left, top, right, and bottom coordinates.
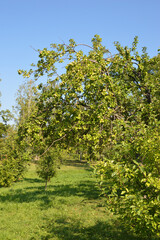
(0, 162, 146, 240)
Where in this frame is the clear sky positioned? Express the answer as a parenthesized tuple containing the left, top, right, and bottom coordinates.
(0, 0, 159, 113)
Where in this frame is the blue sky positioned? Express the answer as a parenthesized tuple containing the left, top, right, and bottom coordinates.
(0, 0, 160, 113)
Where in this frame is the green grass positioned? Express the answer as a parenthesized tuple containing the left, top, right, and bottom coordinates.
(0, 162, 146, 240)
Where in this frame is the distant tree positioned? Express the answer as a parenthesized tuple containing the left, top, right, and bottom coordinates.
(14, 80, 40, 162)
(0, 80, 30, 187)
(0, 123, 27, 187)
(15, 80, 37, 124)
(36, 148, 61, 190)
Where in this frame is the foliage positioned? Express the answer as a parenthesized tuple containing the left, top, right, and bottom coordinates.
(0, 109, 13, 147)
(95, 123, 160, 238)
(36, 148, 61, 190)
(0, 122, 7, 145)
(0, 126, 28, 187)
(19, 35, 160, 238)
(0, 98, 25, 187)
(14, 80, 37, 124)
(0, 109, 13, 124)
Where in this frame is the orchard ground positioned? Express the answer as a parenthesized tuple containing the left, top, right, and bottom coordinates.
(0, 161, 157, 240)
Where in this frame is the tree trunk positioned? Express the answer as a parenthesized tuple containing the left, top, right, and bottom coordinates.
(45, 179, 48, 190)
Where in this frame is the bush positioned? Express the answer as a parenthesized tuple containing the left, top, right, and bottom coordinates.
(0, 154, 26, 187)
(95, 123, 160, 238)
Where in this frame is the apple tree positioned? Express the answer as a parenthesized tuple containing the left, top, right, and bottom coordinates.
(19, 36, 160, 238)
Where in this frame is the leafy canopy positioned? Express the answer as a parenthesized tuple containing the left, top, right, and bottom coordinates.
(19, 35, 160, 238)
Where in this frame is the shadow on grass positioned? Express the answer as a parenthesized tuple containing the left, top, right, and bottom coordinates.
(63, 160, 90, 169)
(35, 216, 142, 240)
(23, 177, 45, 183)
(0, 180, 100, 205)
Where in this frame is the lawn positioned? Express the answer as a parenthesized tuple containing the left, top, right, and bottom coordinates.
(0, 162, 146, 240)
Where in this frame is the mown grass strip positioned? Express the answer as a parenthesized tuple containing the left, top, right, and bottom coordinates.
(0, 163, 144, 240)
